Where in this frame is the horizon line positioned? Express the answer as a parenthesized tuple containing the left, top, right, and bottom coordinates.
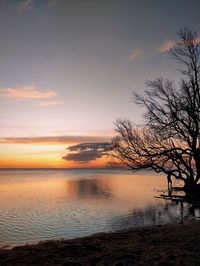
(0, 167, 124, 170)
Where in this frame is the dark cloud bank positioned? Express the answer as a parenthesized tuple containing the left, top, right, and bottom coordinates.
(63, 142, 112, 163)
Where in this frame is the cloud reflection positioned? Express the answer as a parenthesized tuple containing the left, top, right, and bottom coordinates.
(66, 178, 112, 199)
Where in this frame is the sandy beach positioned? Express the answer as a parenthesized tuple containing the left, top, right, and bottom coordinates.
(0, 222, 200, 265)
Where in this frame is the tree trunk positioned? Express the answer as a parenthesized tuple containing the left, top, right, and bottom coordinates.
(184, 178, 200, 198)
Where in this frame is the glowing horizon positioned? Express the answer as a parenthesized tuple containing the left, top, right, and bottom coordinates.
(0, 0, 199, 168)
(0, 133, 113, 168)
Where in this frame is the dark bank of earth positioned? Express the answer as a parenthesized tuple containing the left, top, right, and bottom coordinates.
(0, 223, 200, 266)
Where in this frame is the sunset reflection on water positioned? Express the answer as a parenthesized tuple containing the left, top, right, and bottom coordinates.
(0, 169, 197, 247)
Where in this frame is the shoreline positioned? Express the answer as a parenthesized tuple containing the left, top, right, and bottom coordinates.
(1, 222, 200, 265)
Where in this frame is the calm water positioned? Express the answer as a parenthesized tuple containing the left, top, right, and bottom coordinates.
(0, 169, 199, 247)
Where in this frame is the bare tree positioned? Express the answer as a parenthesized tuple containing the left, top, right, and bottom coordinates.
(113, 28, 200, 195)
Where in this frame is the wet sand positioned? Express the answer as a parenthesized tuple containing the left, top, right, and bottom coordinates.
(0, 222, 200, 265)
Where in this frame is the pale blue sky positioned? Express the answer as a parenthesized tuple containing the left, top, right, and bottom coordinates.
(0, 0, 199, 137)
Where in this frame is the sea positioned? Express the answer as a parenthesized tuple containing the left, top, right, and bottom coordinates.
(0, 168, 199, 247)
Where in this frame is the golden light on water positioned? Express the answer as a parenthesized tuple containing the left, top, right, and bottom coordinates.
(0, 169, 172, 247)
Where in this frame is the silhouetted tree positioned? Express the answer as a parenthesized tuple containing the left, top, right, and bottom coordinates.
(113, 28, 200, 196)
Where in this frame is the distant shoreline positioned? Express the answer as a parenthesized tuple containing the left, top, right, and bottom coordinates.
(0, 167, 126, 171)
(0, 222, 200, 265)
(0, 168, 157, 172)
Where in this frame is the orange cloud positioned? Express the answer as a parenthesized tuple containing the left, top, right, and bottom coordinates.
(128, 48, 145, 62)
(0, 85, 57, 100)
(157, 39, 175, 53)
(157, 35, 200, 53)
(128, 35, 200, 61)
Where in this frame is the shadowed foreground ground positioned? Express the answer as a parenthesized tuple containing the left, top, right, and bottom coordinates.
(0, 223, 200, 266)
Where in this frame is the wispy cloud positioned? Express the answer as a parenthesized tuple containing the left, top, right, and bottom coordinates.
(63, 142, 112, 162)
(0, 85, 57, 100)
(0, 136, 111, 145)
(128, 48, 145, 62)
(128, 35, 200, 62)
(157, 39, 175, 53)
(128, 41, 174, 62)
(35, 100, 63, 106)
(157, 35, 200, 53)
(19, 0, 34, 12)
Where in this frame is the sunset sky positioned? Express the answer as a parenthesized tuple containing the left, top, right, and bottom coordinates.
(0, 0, 199, 168)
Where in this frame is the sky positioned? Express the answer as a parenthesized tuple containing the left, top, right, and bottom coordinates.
(0, 0, 199, 168)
